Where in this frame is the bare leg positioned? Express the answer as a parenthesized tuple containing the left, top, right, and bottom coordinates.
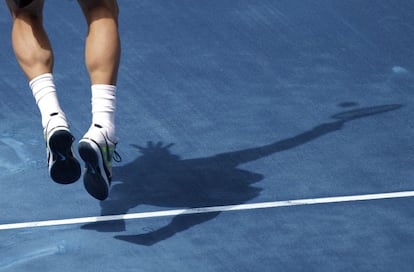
(77, 0, 119, 139)
(6, 0, 53, 80)
(5, 0, 81, 184)
(77, 0, 121, 85)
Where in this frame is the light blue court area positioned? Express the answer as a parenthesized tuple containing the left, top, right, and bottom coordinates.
(0, 0, 414, 271)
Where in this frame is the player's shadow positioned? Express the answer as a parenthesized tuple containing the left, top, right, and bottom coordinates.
(81, 104, 401, 246)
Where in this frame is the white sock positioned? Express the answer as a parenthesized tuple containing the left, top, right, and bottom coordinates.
(30, 73, 67, 129)
(90, 84, 116, 139)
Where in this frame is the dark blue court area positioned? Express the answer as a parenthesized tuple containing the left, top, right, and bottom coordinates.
(0, 1, 413, 271)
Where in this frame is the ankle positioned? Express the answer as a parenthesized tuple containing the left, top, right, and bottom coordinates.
(44, 113, 69, 135)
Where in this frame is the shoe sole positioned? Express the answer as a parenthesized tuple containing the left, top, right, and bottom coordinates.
(78, 140, 110, 201)
(48, 130, 81, 184)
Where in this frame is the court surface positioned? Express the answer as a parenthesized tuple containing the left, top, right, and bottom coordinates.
(0, 1, 413, 271)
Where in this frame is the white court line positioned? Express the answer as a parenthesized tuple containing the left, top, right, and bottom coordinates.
(1, 191, 414, 231)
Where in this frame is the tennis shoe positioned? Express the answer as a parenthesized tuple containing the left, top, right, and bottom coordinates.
(45, 115, 81, 184)
(78, 124, 120, 200)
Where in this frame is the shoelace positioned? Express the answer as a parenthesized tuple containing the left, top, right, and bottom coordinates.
(113, 150, 122, 162)
(96, 125, 122, 164)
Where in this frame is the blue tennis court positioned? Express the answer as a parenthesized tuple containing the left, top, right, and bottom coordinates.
(0, 1, 413, 271)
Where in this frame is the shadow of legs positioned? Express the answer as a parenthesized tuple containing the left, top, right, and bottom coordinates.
(114, 212, 220, 246)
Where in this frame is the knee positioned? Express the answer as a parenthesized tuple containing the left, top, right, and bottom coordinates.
(12, 12, 42, 24)
(78, 0, 119, 23)
(7, 0, 43, 21)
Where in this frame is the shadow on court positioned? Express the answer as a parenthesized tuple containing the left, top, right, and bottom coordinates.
(82, 104, 402, 246)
